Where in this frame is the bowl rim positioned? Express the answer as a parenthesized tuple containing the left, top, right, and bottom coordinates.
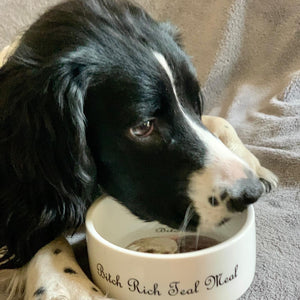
(86, 195, 255, 260)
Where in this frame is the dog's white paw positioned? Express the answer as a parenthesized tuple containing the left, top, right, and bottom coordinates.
(25, 271, 107, 300)
(22, 238, 113, 300)
(201, 116, 278, 193)
(256, 165, 278, 192)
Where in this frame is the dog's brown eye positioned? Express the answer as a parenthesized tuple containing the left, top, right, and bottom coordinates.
(130, 120, 154, 137)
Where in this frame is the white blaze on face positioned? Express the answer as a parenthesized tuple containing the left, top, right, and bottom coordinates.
(153, 51, 250, 230)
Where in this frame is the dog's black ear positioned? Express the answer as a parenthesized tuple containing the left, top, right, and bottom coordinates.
(160, 22, 183, 47)
(0, 44, 97, 268)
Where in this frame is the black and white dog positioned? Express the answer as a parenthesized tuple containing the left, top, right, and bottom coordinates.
(0, 0, 277, 298)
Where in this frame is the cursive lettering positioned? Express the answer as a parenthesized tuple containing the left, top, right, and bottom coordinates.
(205, 264, 238, 290)
(127, 278, 161, 296)
(155, 227, 178, 233)
(168, 281, 200, 296)
(97, 263, 123, 288)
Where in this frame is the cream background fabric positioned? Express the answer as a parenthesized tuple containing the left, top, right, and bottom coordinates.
(0, 1, 299, 299)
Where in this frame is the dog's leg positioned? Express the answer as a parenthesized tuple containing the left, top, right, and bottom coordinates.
(4, 237, 112, 300)
(202, 116, 278, 190)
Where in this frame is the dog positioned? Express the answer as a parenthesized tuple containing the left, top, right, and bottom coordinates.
(0, 0, 277, 298)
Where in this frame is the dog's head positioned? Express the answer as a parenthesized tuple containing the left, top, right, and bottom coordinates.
(0, 0, 264, 266)
(78, 0, 263, 230)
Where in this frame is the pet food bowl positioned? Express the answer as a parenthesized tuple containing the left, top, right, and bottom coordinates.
(86, 195, 256, 300)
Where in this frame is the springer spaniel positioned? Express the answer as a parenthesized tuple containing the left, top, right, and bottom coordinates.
(0, 0, 277, 299)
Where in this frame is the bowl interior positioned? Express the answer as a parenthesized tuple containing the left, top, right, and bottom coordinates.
(88, 196, 249, 251)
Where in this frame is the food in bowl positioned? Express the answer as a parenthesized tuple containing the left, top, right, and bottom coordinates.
(127, 235, 219, 254)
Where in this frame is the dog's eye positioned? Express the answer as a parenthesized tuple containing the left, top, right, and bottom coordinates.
(130, 120, 154, 137)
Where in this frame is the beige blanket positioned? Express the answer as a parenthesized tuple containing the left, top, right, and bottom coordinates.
(1, 0, 299, 299)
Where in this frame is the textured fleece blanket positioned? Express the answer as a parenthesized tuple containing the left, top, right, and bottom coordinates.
(0, 0, 299, 299)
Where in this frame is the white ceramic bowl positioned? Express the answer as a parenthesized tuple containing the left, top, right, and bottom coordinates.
(86, 195, 256, 300)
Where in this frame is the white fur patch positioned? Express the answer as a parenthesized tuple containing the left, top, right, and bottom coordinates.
(188, 170, 234, 231)
(5, 238, 110, 300)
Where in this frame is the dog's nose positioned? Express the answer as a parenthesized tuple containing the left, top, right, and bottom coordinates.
(226, 176, 264, 212)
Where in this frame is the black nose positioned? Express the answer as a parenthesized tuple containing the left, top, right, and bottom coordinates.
(227, 177, 264, 212)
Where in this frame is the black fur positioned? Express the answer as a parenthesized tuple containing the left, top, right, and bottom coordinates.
(0, 0, 205, 268)
(64, 267, 77, 274)
(33, 287, 46, 297)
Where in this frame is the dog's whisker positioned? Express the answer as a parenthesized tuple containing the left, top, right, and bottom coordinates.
(178, 204, 195, 233)
(177, 204, 195, 249)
